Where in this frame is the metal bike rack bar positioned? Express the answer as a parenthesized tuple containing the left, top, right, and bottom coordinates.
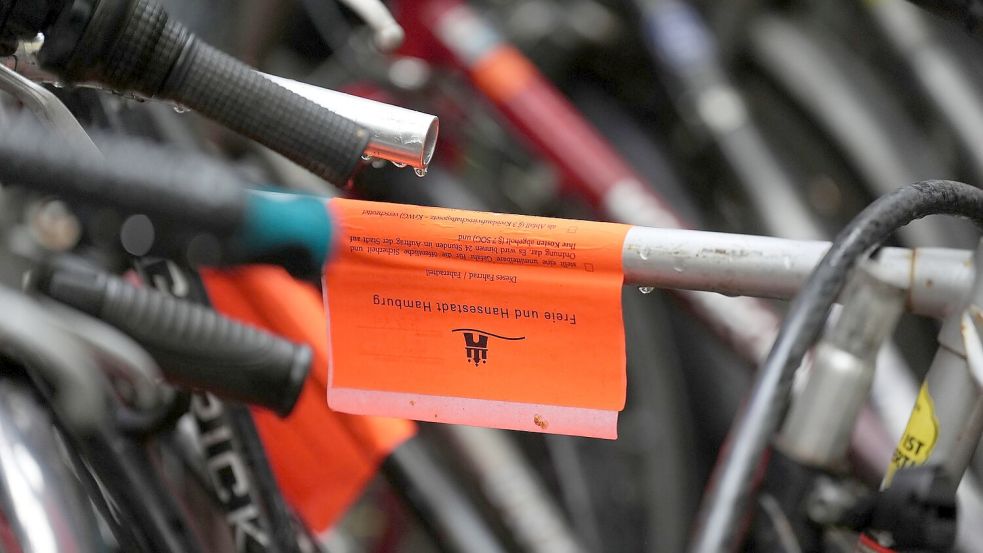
(622, 226, 974, 319)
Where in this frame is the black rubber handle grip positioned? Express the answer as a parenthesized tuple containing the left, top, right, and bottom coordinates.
(39, 268, 310, 416)
(0, 116, 247, 235)
(40, 0, 369, 185)
(160, 40, 369, 185)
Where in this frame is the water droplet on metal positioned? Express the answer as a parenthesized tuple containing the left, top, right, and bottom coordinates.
(392, 161, 407, 168)
(783, 256, 792, 270)
(52, 81, 65, 88)
(639, 247, 650, 260)
(361, 154, 373, 161)
(173, 105, 190, 114)
(414, 167, 428, 177)
(638, 286, 655, 294)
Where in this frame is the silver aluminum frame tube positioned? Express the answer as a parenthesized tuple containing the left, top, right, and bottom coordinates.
(266, 75, 439, 171)
(884, 240, 983, 493)
(621, 226, 974, 319)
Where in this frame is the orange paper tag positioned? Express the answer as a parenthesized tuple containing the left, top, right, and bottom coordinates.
(324, 199, 629, 438)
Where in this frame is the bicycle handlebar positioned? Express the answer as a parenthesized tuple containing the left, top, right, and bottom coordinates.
(38, 268, 311, 416)
(0, 118, 338, 275)
(0, 116, 247, 235)
(38, 0, 369, 185)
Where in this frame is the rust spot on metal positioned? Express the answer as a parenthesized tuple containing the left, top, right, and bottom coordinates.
(533, 414, 549, 430)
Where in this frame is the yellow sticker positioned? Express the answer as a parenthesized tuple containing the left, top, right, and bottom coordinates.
(885, 383, 940, 486)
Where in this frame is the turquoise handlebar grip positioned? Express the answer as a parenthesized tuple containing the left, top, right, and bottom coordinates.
(235, 189, 335, 276)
